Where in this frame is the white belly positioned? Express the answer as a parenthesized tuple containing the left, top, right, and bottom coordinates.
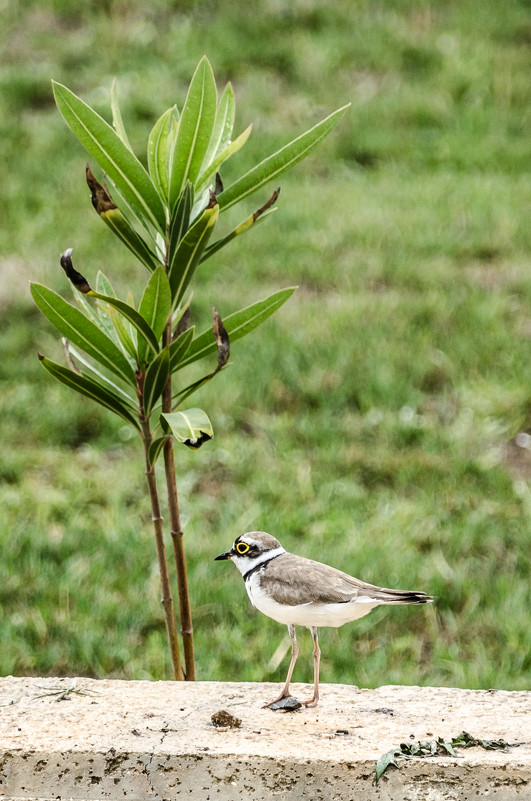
(246, 574, 380, 628)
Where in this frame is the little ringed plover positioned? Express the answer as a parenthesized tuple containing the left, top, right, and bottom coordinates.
(215, 531, 433, 708)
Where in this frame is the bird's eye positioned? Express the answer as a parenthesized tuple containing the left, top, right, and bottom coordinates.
(235, 542, 250, 555)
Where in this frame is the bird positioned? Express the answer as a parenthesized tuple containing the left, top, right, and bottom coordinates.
(215, 531, 433, 708)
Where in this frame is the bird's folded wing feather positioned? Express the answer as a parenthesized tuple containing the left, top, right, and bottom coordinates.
(266, 553, 429, 606)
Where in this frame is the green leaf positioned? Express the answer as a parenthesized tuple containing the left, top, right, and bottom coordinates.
(137, 266, 171, 367)
(71, 284, 101, 325)
(110, 78, 132, 151)
(52, 81, 166, 233)
(169, 327, 194, 373)
(201, 198, 276, 262)
(143, 347, 170, 415)
(179, 287, 296, 369)
(169, 182, 193, 254)
(66, 343, 138, 408)
(38, 355, 140, 429)
(168, 204, 219, 305)
(171, 291, 193, 334)
(106, 305, 138, 361)
(200, 82, 235, 171)
(196, 124, 253, 192)
(218, 104, 350, 211)
(89, 291, 160, 358)
(172, 307, 229, 406)
(93, 272, 123, 347)
(162, 408, 213, 449)
(148, 435, 169, 466)
(99, 207, 160, 272)
(31, 283, 136, 386)
(172, 369, 225, 407)
(95, 270, 115, 298)
(169, 57, 217, 208)
(375, 749, 403, 784)
(147, 105, 178, 201)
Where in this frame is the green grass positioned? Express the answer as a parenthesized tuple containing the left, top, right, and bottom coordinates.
(0, 0, 530, 691)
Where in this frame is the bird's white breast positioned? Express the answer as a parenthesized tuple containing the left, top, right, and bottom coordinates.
(245, 570, 380, 628)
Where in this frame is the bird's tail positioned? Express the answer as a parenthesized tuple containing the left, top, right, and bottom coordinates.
(374, 589, 434, 605)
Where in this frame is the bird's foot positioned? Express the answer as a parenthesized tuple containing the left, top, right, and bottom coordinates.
(262, 691, 288, 709)
(300, 696, 319, 708)
(263, 694, 301, 712)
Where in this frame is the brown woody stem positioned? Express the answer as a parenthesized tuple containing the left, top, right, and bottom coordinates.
(140, 414, 184, 681)
(162, 319, 196, 680)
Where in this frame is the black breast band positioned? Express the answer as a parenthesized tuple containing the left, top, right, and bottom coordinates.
(243, 555, 279, 583)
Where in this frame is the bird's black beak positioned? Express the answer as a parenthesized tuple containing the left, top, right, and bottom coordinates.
(215, 549, 232, 561)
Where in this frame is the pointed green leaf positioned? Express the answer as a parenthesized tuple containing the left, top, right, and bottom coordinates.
(95, 270, 115, 298)
(168, 204, 219, 305)
(92, 272, 124, 347)
(201, 207, 276, 262)
(99, 207, 160, 272)
(201, 82, 235, 170)
(137, 266, 172, 368)
(148, 435, 169, 466)
(31, 283, 136, 385)
(71, 284, 100, 324)
(100, 175, 162, 248)
(143, 347, 170, 415)
(173, 369, 226, 407)
(162, 408, 213, 449)
(67, 344, 138, 408)
(169, 327, 194, 373)
(106, 305, 137, 361)
(89, 291, 160, 357)
(85, 164, 162, 253)
(147, 106, 178, 200)
(52, 81, 166, 232)
(165, 108, 179, 177)
(179, 287, 296, 369)
(171, 291, 193, 335)
(91, 301, 123, 353)
(171, 307, 229, 406)
(218, 104, 350, 211)
(88, 271, 161, 367)
(82, 273, 135, 367)
(169, 57, 217, 208)
(169, 182, 193, 254)
(110, 78, 132, 151)
(38, 355, 140, 429)
(196, 124, 253, 192)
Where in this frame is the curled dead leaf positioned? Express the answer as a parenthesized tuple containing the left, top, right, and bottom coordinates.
(85, 164, 117, 214)
(60, 248, 92, 294)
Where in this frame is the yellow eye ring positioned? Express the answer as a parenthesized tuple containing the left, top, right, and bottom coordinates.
(236, 542, 250, 555)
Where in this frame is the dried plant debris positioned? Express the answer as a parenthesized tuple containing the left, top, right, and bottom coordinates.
(211, 709, 242, 728)
(32, 681, 99, 702)
(375, 731, 513, 784)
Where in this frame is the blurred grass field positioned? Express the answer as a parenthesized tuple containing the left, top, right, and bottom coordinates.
(0, 0, 530, 690)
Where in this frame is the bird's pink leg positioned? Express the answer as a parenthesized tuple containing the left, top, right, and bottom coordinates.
(263, 624, 299, 707)
(300, 627, 320, 708)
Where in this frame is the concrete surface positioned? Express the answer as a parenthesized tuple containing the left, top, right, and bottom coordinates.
(0, 676, 529, 800)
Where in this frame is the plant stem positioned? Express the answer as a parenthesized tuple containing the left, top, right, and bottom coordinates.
(140, 416, 184, 681)
(162, 320, 196, 680)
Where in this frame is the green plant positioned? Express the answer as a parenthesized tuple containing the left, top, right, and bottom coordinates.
(31, 56, 348, 680)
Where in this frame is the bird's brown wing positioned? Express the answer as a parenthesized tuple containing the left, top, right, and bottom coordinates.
(264, 553, 430, 606)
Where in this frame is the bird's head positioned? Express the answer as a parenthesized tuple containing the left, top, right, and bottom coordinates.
(215, 531, 285, 576)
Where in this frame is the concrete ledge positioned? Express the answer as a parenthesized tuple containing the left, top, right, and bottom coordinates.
(0, 677, 529, 800)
